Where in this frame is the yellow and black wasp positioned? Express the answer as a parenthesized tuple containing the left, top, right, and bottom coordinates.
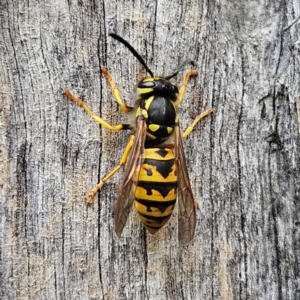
(65, 33, 212, 245)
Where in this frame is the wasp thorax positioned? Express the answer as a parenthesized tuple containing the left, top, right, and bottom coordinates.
(137, 78, 179, 101)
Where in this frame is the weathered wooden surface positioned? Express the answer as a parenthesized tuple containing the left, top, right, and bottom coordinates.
(1, 1, 299, 299)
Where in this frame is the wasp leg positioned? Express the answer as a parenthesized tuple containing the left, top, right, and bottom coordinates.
(181, 108, 213, 138)
(174, 70, 198, 107)
(64, 90, 130, 131)
(101, 67, 133, 113)
(86, 135, 135, 204)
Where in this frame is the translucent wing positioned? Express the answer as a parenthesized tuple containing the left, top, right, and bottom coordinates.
(174, 124, 197, 245)
(114, 117, 147, 237)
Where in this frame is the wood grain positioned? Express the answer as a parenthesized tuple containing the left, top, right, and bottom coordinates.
(0, 1, 299, 299)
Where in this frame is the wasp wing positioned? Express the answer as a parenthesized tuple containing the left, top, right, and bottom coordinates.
(174, 124, 197, 245)
(114, 116, 147, 237)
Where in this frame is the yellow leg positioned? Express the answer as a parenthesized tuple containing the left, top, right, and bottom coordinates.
(64, 90, 129, 131)
(182, 108, 213, 138)
(174, 70, 198, 107)
(86, 135, 135, 204)
(101, 68, 132, 113)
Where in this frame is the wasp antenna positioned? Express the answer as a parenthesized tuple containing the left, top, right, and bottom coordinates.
(165, 59, 196, 80)
(109, 33, 154, 77)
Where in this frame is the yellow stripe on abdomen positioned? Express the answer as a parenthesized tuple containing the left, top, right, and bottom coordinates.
(133, 148, 177, 234)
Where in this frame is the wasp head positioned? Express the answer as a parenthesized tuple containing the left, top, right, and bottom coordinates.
(137, 78, 179, 101)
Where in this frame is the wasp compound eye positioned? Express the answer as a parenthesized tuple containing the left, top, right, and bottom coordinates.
(172, 85, 179, 94)
(138, 80, 155, 88)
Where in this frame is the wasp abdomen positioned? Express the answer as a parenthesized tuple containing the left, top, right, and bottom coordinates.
(133, 148, 177, 234)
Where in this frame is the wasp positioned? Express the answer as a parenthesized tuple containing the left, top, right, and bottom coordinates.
(64, 33, 213, 245)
